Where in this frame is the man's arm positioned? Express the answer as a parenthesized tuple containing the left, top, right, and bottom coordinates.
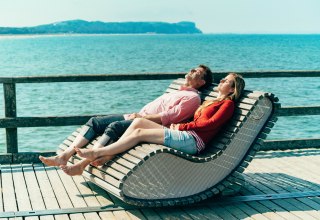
(142, 114, 162, 124)
(127, 113, 162, 124)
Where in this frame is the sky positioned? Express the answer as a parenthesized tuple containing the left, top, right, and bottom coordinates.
(0, 0, 320, 34)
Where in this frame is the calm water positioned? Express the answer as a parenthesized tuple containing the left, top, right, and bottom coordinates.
(0, 34, 319, 152)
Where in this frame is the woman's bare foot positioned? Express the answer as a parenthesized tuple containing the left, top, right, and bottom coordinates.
(60, 164, 85, 176)
(90, 155, 115, 166)
(74, 147, 98, 161)
(39, 155, 68, 167)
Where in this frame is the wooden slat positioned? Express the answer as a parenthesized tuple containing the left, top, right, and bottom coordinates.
(108, 160, 132, 175)
(33, 164, 60, 210)
(243, 159, 317, 219)
(56, 167, 88, 208)
(1, 164, 18, 212)
(43, 165, 73, 209)
(114, 156, 136, 170)
(22, 164, 46, 210)
(206, 204, 239, 220)
(183, 206, 223, 220)
(139, 209, 162, 220)
(69, 213, 85, 220)
(68, 157, 123, 188)
(112, 210, 131, 220)
(99, 211, 117, 220)
(11, 164, 32, 211)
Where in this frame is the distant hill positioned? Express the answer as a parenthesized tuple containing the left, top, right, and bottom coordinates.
(0, 20, 202, 34)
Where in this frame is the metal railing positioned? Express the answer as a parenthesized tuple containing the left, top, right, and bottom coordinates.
(0, 71, 319, 160)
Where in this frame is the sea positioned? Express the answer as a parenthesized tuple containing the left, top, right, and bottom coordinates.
(0, 34, 319, 152)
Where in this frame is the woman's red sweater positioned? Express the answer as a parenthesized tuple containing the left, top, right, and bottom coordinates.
(178, 99, 235, 145)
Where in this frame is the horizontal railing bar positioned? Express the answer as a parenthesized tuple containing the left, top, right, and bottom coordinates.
(0, 106, 319, 128)
(0, 70, 320, 83)
(261, 138, 320, 151)
(278, 106, 320, 116)
(0, 73, 185, 83)
(0, 115, 106, 128)
(0, 151, 56, 164)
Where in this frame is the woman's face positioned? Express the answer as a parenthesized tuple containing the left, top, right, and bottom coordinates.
(218, 74, 235, 96)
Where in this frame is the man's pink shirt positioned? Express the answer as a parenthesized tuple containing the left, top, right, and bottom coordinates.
(124, 86, 201, 126)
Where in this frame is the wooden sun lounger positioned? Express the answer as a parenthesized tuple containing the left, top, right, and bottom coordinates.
(58, 78, 280, 207)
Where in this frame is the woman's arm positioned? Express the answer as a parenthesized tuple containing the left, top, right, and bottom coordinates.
(178, 100, 234, 131)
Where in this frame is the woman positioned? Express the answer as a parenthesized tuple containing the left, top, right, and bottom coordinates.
(62, 73, 245, 171)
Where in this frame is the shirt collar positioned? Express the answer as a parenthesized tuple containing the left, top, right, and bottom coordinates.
(179, 85, 199, 93)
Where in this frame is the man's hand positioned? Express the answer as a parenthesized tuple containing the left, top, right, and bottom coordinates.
(128, 113, 142, 120)
(170, 124, 180, 130)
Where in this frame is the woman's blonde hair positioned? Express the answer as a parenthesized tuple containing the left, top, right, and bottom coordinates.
(228, 72, 245, 102)
(196, 73, 245, 113)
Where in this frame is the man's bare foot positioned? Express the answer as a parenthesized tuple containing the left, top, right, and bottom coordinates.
(90, 155, 115, 166)
(39, 155, 68, 167)
(60, 164, 85, 176)
(74, 147, 97, 161)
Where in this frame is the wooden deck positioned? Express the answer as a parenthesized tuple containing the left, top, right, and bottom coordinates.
(1, 148, 320, 220)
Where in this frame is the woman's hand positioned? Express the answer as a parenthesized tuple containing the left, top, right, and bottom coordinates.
(170, 123, 180, 130)
(128, 113, 142, 120)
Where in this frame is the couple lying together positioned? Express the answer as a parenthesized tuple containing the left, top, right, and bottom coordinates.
(39, 65, 245, 176)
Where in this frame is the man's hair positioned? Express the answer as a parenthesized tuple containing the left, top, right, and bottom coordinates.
(199, 64, 213, 89)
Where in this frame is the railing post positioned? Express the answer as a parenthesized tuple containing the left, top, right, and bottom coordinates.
(3, 83, 18, 153)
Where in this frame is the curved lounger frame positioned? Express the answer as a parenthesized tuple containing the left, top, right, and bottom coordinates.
(58, 79, 280, 207)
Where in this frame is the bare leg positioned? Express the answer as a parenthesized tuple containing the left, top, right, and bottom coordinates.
(76, 126, 164, 161)
(90, 140, 114, 166)
(39, 135, 89, 166)
(118, 118, 163, 141)
(61, 136, 114, 175)
(60, 154, 114, 176)
(59, 139, 105, 175)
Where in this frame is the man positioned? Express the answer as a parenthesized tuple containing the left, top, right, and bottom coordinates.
(39, 64, 213, 175)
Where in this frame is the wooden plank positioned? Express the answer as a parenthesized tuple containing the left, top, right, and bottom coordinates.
(51, 214, 69, 220)
(43, 165, 74, 209)
(69, 213, 85, 220)
(112, 210, 132, 220)
(108, 160, 131, 176)
(182, 206, 222, 220)
(244, 157, 319, 220)
(71, 171, 115, 206)
(83, 212, 100, 220)
(68, 158, 122, 188)
(39, 216, 55, 220)
(56, 167, 88, 208)
(126, 210, 147, 220)
(11, 164, 32, 211)
(1, 164, 18, 212)
(33, 164, 59, 210)
(99, 212, 117, 220)
(24, 217, 39, 220)
(155, 207, 193, 220)
(22, 164, 46, 210)
(139, 209, 162, 220)
(235, 202, 270, 220)
(220, 204, 254, 220)
(114, 157, 136, 170)
(80, 169, 123, 197)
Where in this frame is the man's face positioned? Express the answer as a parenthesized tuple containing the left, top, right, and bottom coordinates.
(185, 67, 205, 88)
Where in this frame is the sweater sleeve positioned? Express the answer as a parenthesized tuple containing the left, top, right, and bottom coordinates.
(178, 100, 235, 131)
